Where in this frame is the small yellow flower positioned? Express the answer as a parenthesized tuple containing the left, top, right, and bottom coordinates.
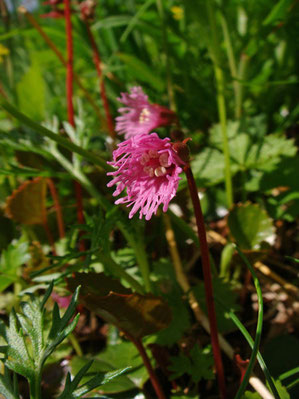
(0, 44, 9, 63)
(171, 6, 184, 21)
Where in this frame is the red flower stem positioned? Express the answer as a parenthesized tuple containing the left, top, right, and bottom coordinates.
(85, 22, 115, 140)
(126, 333, 166, 399)
(64, 0, 75, 127)
(19, 7, 105, 125)
(184, 165, 227, 399)
(64, 0, 85, 252)
(47, 178, 65, 239)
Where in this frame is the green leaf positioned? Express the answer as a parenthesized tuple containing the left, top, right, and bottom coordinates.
(208, 119, 296, 172)
(116, 53, 165, 91)
(0, 283, 80, 394)
(0, 240, 30, 292)
(16, 58, 46, 121)
(241, 392, 261, 398)
(92, 15, 132, 30)
(228, 202, 274, 250)
(59, 356, 130, 399)
(190, 147, 229, 186)
(193, 278, 240, 333)
(0, 367, 19, 399)
(70, 356, 136, 394)
(263, 335, 299, 394)
(168, 344, 214, 382)
(271, 380, 290, 399)
(263, 0, 293, 25)
(67, 273, 171, 339)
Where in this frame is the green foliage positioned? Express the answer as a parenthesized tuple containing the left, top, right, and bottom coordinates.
(0, 283, 127, 398)
(70, 341, 147, 394)
(194, 278, 240, 333)
(57, 362, 130, 399)
(168, 344, 214, 382)
(0, 240, 30, 293)
(228, 202, 274, 250)
(0, 283, 79, 392)
(16, 56, 46, 121)
(0, 0, 298, 397)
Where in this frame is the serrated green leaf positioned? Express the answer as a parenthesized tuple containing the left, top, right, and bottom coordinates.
(70, 356, 137, 394)
(168, 344, 214, 382)
(58, 362, 130, 399)
(228, 202, 274, 250)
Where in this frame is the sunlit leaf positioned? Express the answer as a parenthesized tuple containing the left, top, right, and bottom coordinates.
(67, 272, 171, 338)
(228, 202, 274, 250)
(5, 177, 47, 225)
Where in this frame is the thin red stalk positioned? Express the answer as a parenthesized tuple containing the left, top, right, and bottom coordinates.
(64, 0, 85, 251)
(126, 333, 166, 399)
(64, 0, 75, 127)
(0, 82, 7, 98)
(184, 165, 227, 399)
(85, 23, 115, 139)
(47, 178, 65, 239)
(19, 7, 105, 125)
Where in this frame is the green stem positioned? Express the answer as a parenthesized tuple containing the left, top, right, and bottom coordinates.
(69, 333, 83, 357)
(97, 252, 145, 294)
(0, 99, 109, 170)
(119, 223, 152, 292)
(216, 299, 280, 399)
(219, 11, 238, 106)
(207, 3, 233, 208)
(156, 0, 176, 112)
(235, 53, 248, 119)
(30, 374, 42, 399)
(233, 245, 264, 399)
(214, 65, 233, 207)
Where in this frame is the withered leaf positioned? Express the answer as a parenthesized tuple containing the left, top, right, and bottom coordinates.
(67, 272, 172, 339)
(5, 177, 47, 225)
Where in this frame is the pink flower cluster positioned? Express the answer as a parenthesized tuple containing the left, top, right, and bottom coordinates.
(115, 86, 177, 139)
(107, 87, 183, 220)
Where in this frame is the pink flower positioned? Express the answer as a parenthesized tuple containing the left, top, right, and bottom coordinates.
(107, 133, 184, 220)
(115, 87, 177, 139)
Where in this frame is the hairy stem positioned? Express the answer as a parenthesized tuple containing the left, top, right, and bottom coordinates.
(185, 165, 226, 399)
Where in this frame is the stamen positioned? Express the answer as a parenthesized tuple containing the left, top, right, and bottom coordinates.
(139, 108, 151, 124)
(148, 149, 159, 158)
(140, 153, 150, 165)
(144, 166, 154, 177)
(159, 153, 169, 167)
(154, 166, 167, 177)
